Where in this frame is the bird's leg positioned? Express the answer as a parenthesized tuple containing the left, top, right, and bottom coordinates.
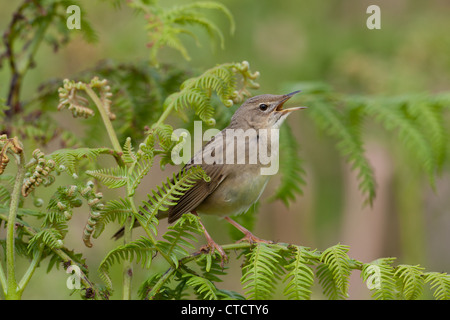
(224, 217, 273, 244)
(193, 211, 228, 267)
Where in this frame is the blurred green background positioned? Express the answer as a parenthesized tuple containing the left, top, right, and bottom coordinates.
(1, 0, 450, 299)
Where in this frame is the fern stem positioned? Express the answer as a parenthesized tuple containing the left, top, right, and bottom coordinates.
(153, 103, 174, 129)
(0, 212, 102, 299)
(53, 248, 101, 299)
(84, 86, 123, 154)
(0, 241, 6, 296)
(17, 247, 44, 294)
(5, 151, 25, 300)
(147, 266, 177, 299)
(122, 215, 133, 300)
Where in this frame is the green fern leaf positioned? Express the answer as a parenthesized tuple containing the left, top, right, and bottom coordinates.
(319, 244, 351, 297)
(308, 98, 376, 206)
(144, 1, 234, 65)
(196, 253, 228, 282)
(182, 274, 226, 300)
(49, 147, 110, 175)
(395, 264, 425, 300)
(283, 245, 314, 300)
(407, 96, 447, 171)
(128, 158, 154, 196)
(86, 166, 128, 189)
(0, 175, 14, 205)
(362, 258, 398, 300)
(181, 1, 235, 34)
(163, 61, 259, 127)
(270, 123, 306, 206)
(138, 272, 180, 300)
(156, 213, 202, 268)
(364, 97, 437, 185)
(240, 243, 282, 300)
(140, 166, 210, 227)
(98, 237, 156, 290)
(99, 198, 133, 226)
(123, 137, 137, 164)
(425, 272, 450, 300)
(316, 263, 347, 300)
(87, 197, 133, 241)
(27, 227, 64, 254)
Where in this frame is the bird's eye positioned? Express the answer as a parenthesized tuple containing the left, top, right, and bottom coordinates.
(259, 103, 268, 111)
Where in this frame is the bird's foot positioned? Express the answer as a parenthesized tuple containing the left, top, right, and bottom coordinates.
(200, 240, 228, 268)
(237, 232, 274, 245)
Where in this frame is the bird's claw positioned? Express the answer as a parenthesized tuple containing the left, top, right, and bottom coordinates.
(200, 241, 228, 268)
(237, 232, 273, 245)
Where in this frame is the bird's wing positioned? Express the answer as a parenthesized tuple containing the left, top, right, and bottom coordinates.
(167, 162, 227, 223)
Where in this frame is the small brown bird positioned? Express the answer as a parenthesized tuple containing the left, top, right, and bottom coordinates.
(114, 91, 305, 263)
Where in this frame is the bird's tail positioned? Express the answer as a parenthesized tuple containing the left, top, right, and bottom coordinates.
(111, 208, 168, 240)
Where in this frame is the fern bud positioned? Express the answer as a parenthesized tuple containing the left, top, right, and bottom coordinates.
(86, 181, 95, 188)
(64, 210, 72, 220)
(240, 60, 249, 71)
(224, 100, 234, 107)
(66, 185, 78, 197)
(33, 198, 44, 207)
(205, 118, 216, 126)
(56, 240, 64, 248)
(71, 198, 83, 208)
(248, 71, 260, 80)
(88, 198, 101, 207)
(57, 201, 67, 211)
(46, 159, 55, 169)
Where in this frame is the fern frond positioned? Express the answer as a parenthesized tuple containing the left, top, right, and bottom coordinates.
(270, 123, 306, 206)
(27, 227, 64, 253)
(86, 166, 128, 189)
(123, 137, 137, 164)
(99, 198, 133, 226)
(128, 158, 154, 196)
(140, 166, 210, 226)
(362, 258, 398, 300)
(283, 245, 314, 300)
(156, 213, 202, 268)
(407, 96, 447, 171)
(182, 274, 226, 300)
(49, 147, 110, 175)
(240, 243, 282, 300)
(196, 253, 228, 282)
(180, 1, 235, 34)
(163, 61, 259, 126)
(308, 97, 376, 206)
(316, 263, 347, 300)
(138, 272, 172, 300)
(364, 97, 437, 185)
(0, 174, 14, 205)
(83, 197, 133, 244)
(319, 244, 351, 297)
(142, 1, 235, 65)
(425, 272, 450, 300)
(44, 185, 85, 226)
(395, 264, 425, 300)
(98, 237, 156, 290)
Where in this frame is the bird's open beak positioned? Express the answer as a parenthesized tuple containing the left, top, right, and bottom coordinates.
(275, 90, 307, 113)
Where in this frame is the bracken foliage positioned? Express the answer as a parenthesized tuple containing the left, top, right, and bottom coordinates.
(0, 0, 449, 300)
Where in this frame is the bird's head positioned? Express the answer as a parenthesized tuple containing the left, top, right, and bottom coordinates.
(230, 91, 306, 130)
